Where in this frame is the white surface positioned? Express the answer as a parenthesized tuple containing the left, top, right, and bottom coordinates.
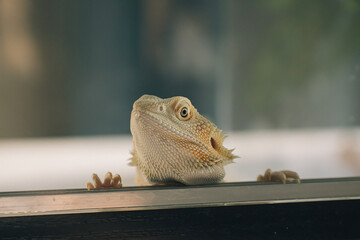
(225, 129, 360, 182)
(1, 129, 360, 192)
(0, 136, 136, 192)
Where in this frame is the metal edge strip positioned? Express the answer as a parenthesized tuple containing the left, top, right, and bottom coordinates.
(1, 179, 360, 218)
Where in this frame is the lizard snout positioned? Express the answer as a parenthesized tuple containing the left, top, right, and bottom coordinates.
(133, 94, 161, 112)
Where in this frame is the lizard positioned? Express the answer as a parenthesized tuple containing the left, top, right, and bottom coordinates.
(87, 95, 300, 189)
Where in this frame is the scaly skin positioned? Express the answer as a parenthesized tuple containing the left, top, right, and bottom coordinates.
(129, 95, 236, 185)
(87, 95, 299, 189)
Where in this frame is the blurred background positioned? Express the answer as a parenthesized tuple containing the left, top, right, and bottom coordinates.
(0, 0, 360, 191)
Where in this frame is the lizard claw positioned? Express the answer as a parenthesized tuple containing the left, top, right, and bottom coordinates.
(257, 168, 300, 184)
(87, 172, 122, 190)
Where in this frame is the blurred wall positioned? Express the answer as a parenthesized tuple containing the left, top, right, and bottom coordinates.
(0, 0, 359, 138)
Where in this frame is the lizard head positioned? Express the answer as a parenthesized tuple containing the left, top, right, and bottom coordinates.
(130, 95, 236, 171)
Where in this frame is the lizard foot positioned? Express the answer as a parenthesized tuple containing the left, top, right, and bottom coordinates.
(87, 172, 122, 190)
(257, 168, 300, 184)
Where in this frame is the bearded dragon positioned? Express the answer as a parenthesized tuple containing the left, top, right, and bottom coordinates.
(87, 95, 299, 189)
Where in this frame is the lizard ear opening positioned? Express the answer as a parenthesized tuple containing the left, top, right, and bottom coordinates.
(210, 137, 217, 150)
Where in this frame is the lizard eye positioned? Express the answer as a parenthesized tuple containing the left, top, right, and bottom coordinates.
(175, 100, 193, 121)
(178, 106, 192, 120)
(180, 107, 188, 118)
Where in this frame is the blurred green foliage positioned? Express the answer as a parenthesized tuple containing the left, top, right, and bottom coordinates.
(232, 0, 360, 128)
